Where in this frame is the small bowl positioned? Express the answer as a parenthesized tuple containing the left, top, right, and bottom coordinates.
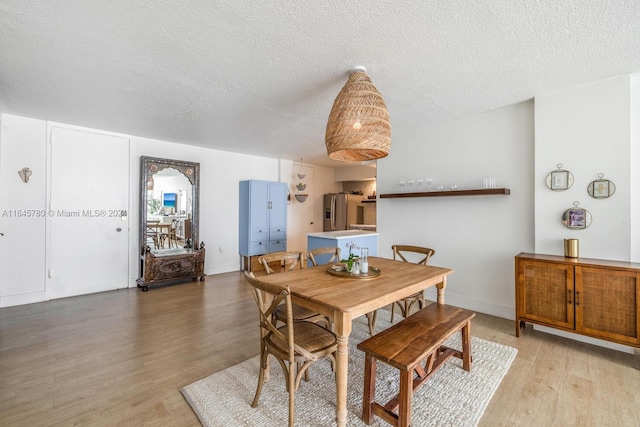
(295, 194, 308, 203)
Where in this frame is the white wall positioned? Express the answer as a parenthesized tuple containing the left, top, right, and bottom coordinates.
(377, 101, 535, 319)
(130, 136, 281, 279)
(631, 74, 640, 263)
(534, 75, 632, 261)
(0, 115, 48, 307)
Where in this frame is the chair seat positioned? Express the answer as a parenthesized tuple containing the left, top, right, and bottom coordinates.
(268, 321, 338, 354)
(274, 303, 323, 322)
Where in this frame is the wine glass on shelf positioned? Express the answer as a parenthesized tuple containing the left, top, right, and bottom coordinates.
(399, 178, 406, 192)
(426, 177, 433, 192)
(407, 180, 415, 193)
(416, 178, 424, 192)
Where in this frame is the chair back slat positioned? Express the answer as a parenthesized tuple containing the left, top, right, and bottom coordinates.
(308, 246, 341, 266)
(258, 251, 305, 274)
(244, 272, 295, 362)
(392, 244, 435, 265)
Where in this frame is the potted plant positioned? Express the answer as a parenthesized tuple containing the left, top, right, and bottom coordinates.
(341, 241, 359, 272)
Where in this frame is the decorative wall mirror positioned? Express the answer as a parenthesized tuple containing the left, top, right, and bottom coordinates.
(545, 163, 574, 191)
(587, 173, 616, 199)
(137, 156, 205, 291)
(561, 202, 592, 230)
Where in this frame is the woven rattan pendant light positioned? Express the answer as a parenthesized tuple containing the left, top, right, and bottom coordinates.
(325, 67, 391, 161)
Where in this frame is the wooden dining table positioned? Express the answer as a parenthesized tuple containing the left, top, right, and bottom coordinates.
(257, 256, 453, 427)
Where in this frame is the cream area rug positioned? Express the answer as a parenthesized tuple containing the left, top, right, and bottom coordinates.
(181, 314, 517, 427)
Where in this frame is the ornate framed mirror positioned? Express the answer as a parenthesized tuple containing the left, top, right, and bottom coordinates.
(137, 156, 204, 291)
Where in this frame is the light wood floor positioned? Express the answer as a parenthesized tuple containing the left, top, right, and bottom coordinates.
(1, 271, 638, 426)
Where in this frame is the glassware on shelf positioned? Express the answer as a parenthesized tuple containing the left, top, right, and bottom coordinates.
(426, 177, 433, 191)
(483, 178, 496, 189)
(450, 184, 458, 191)
(399, 178, 406, 192)
(407, 180, 415, 192)
(436, 185, 444, 191)
(416, 179, 424, 192)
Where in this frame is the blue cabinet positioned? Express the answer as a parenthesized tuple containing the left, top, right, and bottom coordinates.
(239, 180, 287, 256)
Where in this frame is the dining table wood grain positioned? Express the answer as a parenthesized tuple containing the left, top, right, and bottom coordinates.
(257, 256, 453, 427)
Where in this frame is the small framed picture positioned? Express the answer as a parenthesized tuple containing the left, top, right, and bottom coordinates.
(587, 177, 616, 199)
(551, 171, 568, 190)
(562, 207, 592, 229)
(545, 164, 574, 191)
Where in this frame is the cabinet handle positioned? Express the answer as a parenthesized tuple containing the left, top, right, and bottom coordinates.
(575, 291, 580, 306)
(567, 289, 572, 305)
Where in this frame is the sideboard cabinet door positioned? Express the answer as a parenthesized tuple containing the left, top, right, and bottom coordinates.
(517, 259, 574, 331)
(575, 266, 639, 345)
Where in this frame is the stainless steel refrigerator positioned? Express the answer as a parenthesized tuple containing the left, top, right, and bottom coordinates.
(323, 193, 361, 231)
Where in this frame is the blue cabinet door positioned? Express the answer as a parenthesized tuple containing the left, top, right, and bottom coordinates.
(240, 180, 288, 257)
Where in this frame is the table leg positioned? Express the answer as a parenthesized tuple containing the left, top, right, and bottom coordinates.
(436, 277, 447, 305)
(333, 313, 352, 427)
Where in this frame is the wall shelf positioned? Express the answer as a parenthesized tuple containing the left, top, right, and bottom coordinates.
(379, 188, 511, 199)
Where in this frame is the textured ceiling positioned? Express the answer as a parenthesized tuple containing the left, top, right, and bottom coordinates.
(1, 1, 639, 167)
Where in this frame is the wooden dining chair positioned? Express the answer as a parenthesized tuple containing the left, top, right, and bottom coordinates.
(258, 251, 304, 274)
(145, 222, 160, 249)
(244, 272, 337, 427)
(307, 246, 341, 267)
(390, 245, 436, 322)
(167, 219, 179, 248)
(258, 251, 331, 329)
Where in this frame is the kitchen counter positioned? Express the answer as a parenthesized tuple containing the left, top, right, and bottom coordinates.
(307, 230, 378, 265)
(308, 230, 378, 238)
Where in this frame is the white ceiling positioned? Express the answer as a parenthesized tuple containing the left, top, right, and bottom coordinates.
(1, 1, 639, 167)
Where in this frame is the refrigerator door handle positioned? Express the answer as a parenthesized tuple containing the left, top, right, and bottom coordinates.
(331, 195, 336, 230)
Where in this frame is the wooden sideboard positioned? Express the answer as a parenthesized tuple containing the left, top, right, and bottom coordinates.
(515, 252, 640, 348)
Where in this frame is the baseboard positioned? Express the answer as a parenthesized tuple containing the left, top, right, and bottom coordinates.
(0, 290, 48, 308)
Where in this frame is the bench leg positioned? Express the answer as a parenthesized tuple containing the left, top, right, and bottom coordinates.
(362, 354, 376, 425)
(461, 321, 472, 371)
(398, 369, 413, 427)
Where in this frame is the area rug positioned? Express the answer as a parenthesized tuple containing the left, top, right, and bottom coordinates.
(181, 314, 517, 427)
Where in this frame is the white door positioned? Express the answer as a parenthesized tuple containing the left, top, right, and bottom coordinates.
(47, 127, 129, 299)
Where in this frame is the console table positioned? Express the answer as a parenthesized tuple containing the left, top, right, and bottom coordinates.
(515, 252, 639, 348)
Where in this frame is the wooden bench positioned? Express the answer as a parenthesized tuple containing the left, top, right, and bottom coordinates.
(356, 304, 475, 427)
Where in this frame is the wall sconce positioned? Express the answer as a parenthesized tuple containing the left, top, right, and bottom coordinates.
(18, 167, 32, 183)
